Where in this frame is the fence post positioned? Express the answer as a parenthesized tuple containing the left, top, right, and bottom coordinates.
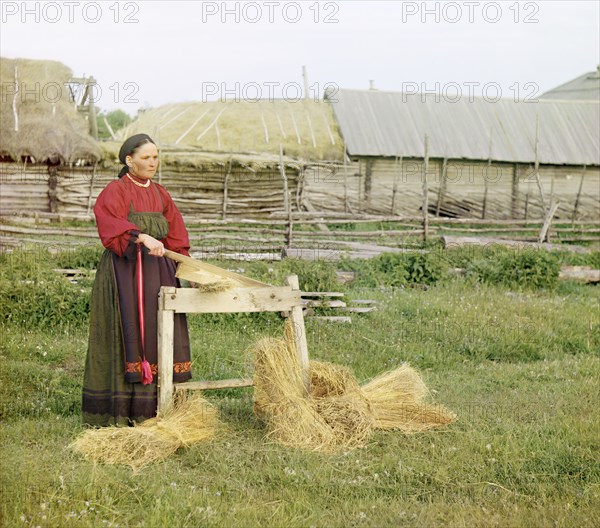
(157, 287, 176, 415)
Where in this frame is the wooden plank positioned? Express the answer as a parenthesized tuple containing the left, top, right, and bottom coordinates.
(571, 166, 586, 224)
(86, 162, 97, 216)
(0, 225, 98, 237)
(53, 268, 83, 275)
(222, 155, 232, 221)
(301, 292, 345, 298)
(175, 378, 254, 391)
(435, 157, 448, 217)
(422, 134, 430, 241)
(538, 199, 560, 243)
(482, 129, 493, 219)
(157, 287, 176, 415)
(312, 316, 352, 323)
(163, 286, 302, 314)
(533, 115, 547, 212)
(341, 307, 377, 313)
(335, 270, 355, 284)
(442, 235, 592, 254)
(280, 143, 293, 248)
(344, 144, 350, 214)
(301, 197, 330, 233)
(559, 266, 600, 283)
(284, 274, 310, 393)
(304, 299, 347, 308)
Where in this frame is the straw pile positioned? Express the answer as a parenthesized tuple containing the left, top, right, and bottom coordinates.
(252, 329, 373, 452)
(362, 365, 455, 432)
(252, 321, 455, 452)
(70, 393, 219, 470)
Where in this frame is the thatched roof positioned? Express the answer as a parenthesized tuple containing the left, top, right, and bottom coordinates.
(117, 98, 344, 162)
(0, 57, 101, 163)
(100, 142, 319, 172)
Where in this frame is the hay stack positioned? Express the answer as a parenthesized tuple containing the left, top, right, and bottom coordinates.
(252, 322, 455, 452)
(70, 393, 219, 470)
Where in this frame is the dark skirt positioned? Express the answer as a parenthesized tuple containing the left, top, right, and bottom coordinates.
(82, 248, 192, 426)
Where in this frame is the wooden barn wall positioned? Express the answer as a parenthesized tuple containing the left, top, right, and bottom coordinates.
(0, 162, 301, 218)
(304, 158, 600, 220)
(2, 159, 597, 221)
(0, 162, 51, 213)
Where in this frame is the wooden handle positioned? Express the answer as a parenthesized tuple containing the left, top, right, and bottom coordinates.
(163, 249, 188, 264)
(163, 249, 271, 288)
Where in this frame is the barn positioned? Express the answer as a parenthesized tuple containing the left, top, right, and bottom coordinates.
(2, 57, 598, 223)
(0, 57, 346, 220)
(540, 65, 600, 101)
(0, 57, 101, 215)
(307, 86, 600, 221)
(107, 98, 344, 219)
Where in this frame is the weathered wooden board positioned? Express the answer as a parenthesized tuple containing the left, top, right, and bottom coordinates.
(559, 266, 600, 283)
(162, 286, 302, 313)
(175, 378, 253, 391)
(157, 289, 175, 415)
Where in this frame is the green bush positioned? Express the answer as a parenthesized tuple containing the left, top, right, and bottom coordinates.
(371, 253, 409, 287)
(230, 258, 341, 292)
(276, 258, 340, 292)
(444, 244, 507, 268)
(554, 250, 600, 268)
(339, 252, 448, 288)
(467, 248, 560, 289)
(53, 244, 104, 270)
(0, 250, 91, 329)
(337, 256, 378, 288)
(402, 252, 448, 285)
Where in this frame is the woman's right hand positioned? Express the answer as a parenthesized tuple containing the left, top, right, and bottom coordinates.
(137, 233, 165, 257)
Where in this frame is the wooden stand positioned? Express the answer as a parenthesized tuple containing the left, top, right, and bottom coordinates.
(156, 274, 309, 414)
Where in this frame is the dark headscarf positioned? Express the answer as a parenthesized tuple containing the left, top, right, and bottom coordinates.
(118, 133, 156, 177)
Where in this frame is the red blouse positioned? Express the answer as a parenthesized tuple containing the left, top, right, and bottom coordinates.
(94, 176, 190, 257)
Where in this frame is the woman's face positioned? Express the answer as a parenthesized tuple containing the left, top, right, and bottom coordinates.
(127, 142, 159, 179)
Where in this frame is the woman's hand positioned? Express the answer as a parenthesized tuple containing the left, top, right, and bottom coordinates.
(137, 233, 165, 257)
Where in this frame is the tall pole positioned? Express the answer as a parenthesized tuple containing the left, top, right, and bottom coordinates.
(423, 134, 430, 242)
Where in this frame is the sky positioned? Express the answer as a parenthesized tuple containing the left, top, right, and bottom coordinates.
(1, 0, 598, 114)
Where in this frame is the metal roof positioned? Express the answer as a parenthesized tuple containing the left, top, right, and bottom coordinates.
(541, 67, 600, 101)
(326, 89, 600, 166)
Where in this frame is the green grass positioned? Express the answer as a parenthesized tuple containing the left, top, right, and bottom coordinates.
(1, 254, 599, 527)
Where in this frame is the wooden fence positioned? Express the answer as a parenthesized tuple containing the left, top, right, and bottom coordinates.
(1, 211, 598, 260)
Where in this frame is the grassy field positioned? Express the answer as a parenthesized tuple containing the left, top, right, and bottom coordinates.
(1, 247, 599, 527)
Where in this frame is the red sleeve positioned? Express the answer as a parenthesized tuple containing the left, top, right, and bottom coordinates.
(93, 181, 141, 257)
(156, 184, 191, 257)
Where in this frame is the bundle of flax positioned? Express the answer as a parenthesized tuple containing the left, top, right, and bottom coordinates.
(361, 364, 455, 433)
(252, 321, 455, 452)
(70, 393, 219, 470)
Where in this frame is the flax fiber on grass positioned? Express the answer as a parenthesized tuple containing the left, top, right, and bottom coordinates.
(72, 320, 455, 465)
(252, 320, 455, 452)
(70, 393, 219, 470)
